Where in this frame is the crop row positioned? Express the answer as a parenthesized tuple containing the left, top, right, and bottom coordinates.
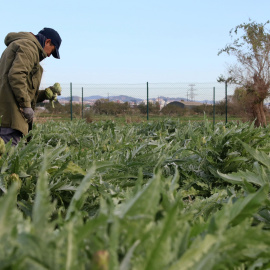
(0, 118, 270, 269)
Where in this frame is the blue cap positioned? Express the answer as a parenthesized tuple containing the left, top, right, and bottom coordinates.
(38, 27, 62, 59)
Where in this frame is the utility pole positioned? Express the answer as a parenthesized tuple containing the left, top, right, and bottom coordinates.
(70, 82, 73, 121)
(188, 84, 196, 101)
(225, 81, 228, 124)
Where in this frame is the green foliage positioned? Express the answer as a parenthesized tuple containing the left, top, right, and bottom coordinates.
(0, 118, 270, 269)
(93, 99, 131, 115)
(137, 101, 160, 114)
(218, 19, 270, 126)
(0, 137, 5, 155)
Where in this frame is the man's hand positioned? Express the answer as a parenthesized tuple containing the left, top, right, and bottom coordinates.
(45, 87, 57, 101)
(45, 83, 62, 108)
(22, 107, 34, 122)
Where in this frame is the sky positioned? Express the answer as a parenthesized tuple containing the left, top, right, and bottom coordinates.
(0, 0, 270, 100)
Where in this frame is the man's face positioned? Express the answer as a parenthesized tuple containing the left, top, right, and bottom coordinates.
(43, 39, 55, 57)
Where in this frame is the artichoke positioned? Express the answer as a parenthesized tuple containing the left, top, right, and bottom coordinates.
(45, 87, 54, 100)
(45, 84, 61, 108)
(0, 137, 5, 156)
(52, 82, 62, 95)
(7, 173, 22, 191)
(92, 250, 109, 270)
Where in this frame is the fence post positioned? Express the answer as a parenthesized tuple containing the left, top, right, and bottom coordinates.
(213, 87, 215, 128)
(82, 87, 84, 119)
(70, 82, 73, 121)
(147, 82, 149, 121)
(225, 81, 228, 124)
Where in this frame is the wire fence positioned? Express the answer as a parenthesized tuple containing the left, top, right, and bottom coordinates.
(41, 82, 233, 101)
(37, 82, 237, 122)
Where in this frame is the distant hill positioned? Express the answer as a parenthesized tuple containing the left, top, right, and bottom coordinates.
(108, 95, 143, 102)
(59, 95, 143, 103)
(58, 95, 213, 104)
(83, 95, 104, 100)
(157, 96, 187, 102)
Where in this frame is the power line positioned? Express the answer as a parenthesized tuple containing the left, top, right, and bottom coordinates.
(188, 84, 196, 101)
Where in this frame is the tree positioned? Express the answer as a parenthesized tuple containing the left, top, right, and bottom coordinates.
(232, 87, 249, 114)
(92, 99, 131, 115)
(218, 19, 270, 126)
(137, 102, 160, 114)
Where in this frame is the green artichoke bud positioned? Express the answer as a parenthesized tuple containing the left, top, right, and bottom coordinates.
(45, 87, 54, 100)
(0, 137, 5, 156)
(7, 173, 22, 191)
(52, 82, 62, 95)
(45, 87, 59, 108)
(92, 250, 109, 270)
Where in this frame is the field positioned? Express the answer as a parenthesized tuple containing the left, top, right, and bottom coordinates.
(35, 110, 241, 124)
(1, 118, 270, 269)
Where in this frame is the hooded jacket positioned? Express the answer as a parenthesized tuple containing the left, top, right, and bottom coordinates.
(0, 32, 47, 135)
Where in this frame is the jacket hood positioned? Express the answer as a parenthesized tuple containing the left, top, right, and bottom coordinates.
(4, 32, 47, 60)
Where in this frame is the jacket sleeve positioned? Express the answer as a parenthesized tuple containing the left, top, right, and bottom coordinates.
(7, 41, 38, 108)
(36, 90, 47, 103)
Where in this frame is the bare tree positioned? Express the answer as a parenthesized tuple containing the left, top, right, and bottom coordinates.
(218, 19, 270, 126)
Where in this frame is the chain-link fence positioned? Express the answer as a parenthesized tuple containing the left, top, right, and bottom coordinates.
(37, 82, 237, 123)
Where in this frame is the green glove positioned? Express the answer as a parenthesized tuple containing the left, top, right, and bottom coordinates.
(45, 88, 55, 100)
(45, 88, 57, 108)
(45, 84, 61, 108)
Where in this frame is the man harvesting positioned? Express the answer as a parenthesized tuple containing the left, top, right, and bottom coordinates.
(0, 27, 62, 145)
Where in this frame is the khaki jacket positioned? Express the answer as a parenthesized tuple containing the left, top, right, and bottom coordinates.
(0, 32, 47, 135)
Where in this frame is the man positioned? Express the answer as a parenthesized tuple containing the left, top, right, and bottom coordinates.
(0, 27, 62, 145)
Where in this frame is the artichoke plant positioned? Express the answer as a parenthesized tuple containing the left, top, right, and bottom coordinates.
(45, 82, 62, 108)
(0, 137, 5, 156)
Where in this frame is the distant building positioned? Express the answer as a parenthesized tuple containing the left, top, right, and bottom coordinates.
(167, 100, 202, 109)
